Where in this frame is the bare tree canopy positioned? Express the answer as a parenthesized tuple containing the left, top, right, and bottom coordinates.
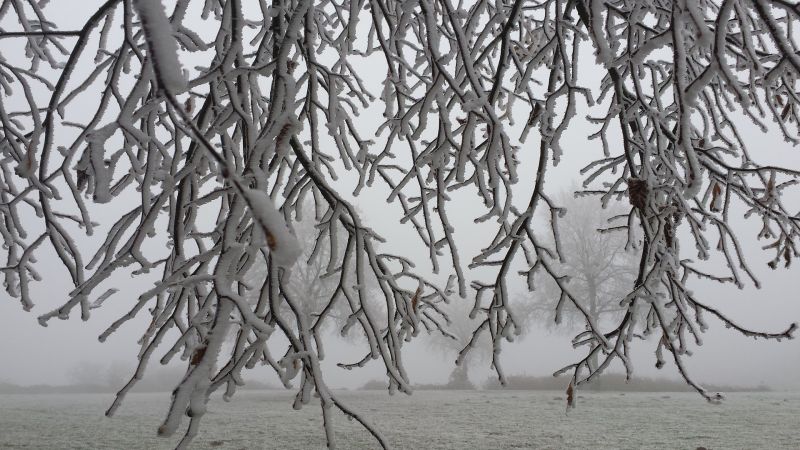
(1, 0, 799, 447)
(526, 192, 639, 329)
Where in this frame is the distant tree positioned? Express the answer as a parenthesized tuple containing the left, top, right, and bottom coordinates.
(2, 1, 800, 448)
(68, 361, 105, 387)
(243, 202, 330, 318)
(238, 201, 379, 349)
(106, 361, 132, 389)
(527, 193, 639, 330)
(424, 297, 487, 389)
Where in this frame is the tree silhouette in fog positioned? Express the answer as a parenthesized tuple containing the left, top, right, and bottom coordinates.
(527, 192, 639, 330)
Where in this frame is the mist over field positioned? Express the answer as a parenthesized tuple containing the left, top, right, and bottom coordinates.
(2, 391, 799, 449)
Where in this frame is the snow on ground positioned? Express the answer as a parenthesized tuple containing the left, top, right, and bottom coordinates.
(0, 390, 797, 449)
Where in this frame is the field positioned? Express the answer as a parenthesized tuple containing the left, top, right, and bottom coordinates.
(0, 390, 797, 449)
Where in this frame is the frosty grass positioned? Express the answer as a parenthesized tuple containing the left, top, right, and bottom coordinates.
(1, 390, 797, 449)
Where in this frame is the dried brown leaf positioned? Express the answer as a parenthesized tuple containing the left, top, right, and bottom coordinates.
(190, 346, 207, 366)
(566, 382, 574, 409)
(710, 182, 723, 212)
(411, 286, 422, 312)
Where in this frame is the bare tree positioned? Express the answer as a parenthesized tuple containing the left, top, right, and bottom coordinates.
(424, 297, 489, 388)
(241, 200, 378, 340)
(1, 0, 799, 447)
(527, 192, 639, 330)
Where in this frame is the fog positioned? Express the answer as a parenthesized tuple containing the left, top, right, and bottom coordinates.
(1, 1, 799, 400)
(1, 112, 798, 392)
(1, 256, 799, 391)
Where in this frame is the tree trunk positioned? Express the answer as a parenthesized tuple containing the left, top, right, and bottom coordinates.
(447, 363, 473, 389)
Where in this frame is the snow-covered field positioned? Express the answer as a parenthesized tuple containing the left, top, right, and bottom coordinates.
(0, 390, 797, 449)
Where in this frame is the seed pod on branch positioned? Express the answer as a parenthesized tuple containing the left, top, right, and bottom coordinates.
(627, 177, 649, 211)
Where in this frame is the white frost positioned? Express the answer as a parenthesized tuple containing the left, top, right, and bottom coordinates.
(133, 0, 187, 93)
(242, 189, 302, 268)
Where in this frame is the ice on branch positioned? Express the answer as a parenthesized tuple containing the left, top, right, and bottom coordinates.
(242, 189, 302, 268)
(133, 0, 187, 93)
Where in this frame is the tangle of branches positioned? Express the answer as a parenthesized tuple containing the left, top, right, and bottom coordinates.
(1, 0, 798, 447)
